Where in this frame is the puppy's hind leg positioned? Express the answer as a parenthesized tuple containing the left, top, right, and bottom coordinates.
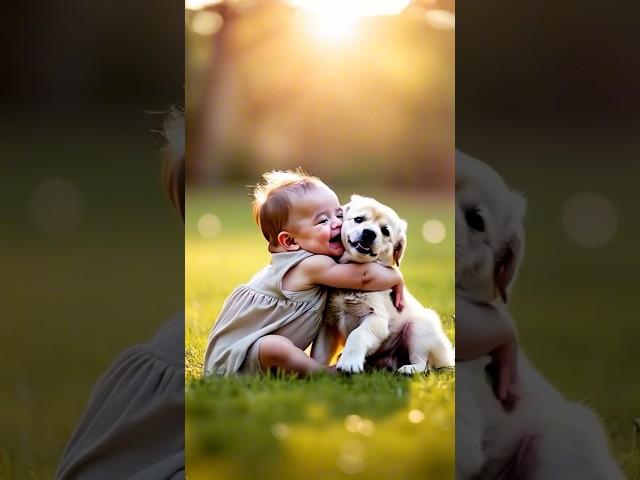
(397, 321, 429, 375)
(428, 328, 455, 369)
(398, 314, 455, 375)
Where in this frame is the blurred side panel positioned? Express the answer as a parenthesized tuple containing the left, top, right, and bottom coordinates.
(456, 1, 640, 478)
(0, 1, 184, 478)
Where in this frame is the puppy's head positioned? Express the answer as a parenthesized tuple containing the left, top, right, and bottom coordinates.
(456, 151, 526, 304)
(340, 195, 407, 267)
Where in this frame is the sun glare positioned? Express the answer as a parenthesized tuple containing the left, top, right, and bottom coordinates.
(185, 0, 224, 11)
(289, 0, 411, 43)
(309, 13, 359, 43)
(288, 0, 411, 17)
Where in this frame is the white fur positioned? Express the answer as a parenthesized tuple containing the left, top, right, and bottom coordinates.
(311, 195, 455, 374)
(455, 150, 623, 479)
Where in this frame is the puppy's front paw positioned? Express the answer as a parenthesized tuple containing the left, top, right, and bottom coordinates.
(337, 352, 365, 374)
(397, 364, 427, 375)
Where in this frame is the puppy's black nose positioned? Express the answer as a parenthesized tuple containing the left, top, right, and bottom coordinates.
(361, 229, 377, 243)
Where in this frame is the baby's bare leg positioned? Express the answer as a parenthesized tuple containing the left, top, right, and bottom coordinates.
(259, 335, 332, 376)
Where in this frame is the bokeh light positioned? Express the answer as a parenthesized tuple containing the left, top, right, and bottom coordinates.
(344, 414, 363, 433)
(30, 177, 85, 237)
(344, 414, 375, 436)
(408, 409, 425, 423)
(422, 219, 446, 244)
(197, 213, 222, 239)
(336, 439, 366, 474)
(425, 9, 455, 30)
(270, 422, 290, 440)
(562, 192, 617, 248)
(191, 10, 223, 36)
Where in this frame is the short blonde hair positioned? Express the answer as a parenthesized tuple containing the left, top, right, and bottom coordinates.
(252, 168, 326, 247)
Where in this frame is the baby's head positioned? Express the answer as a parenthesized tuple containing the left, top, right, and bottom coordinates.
(252, 169, 344, 257)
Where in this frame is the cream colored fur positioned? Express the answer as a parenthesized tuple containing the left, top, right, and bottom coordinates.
(311, 195, 454, 374)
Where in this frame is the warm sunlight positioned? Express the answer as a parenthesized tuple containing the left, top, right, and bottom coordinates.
(289, 0, 411, 43)
(288, 0, 411, 17)
(185, 0, 224, 11)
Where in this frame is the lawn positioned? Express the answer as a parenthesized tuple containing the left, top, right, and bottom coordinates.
(186, 186, 455, 480)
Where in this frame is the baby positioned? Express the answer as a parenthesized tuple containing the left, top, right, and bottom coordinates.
(203, 169, 404, 377)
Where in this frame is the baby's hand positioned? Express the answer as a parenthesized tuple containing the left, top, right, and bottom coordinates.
(487, 335, 520, 411)
(391, 273, 405, 312)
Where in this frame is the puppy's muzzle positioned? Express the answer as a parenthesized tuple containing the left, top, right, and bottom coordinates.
(349, 228, 377, 256)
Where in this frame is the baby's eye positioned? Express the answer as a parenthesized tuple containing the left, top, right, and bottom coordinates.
(465, 209, 485, 232)
(381, 226, 390, 237)
(318, 218, 329, 225)
(354, 216, 364, 224)
(337, 212, 344, 219)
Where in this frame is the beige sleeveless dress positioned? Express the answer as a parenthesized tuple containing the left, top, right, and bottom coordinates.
(203, 250, 327, 376)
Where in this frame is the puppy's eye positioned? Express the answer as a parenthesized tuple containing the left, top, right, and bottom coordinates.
(354, 216, 364, 224)
(381, 226, 390, 237)
(465, 209, 485, 232)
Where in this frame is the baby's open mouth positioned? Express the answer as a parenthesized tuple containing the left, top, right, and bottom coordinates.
(329, 233, 342, 246)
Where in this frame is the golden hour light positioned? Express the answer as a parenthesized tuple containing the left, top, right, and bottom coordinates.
(289, 0, 411, 43)
(185, 0, 224, 11)
(425, 9, 455, 30)
(307, 13, 359, 43)
(288, 0, 411, 17)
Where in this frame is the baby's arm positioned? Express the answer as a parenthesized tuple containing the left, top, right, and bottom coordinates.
(456, 298, 516, 359)
(286, 255, 404, 309)
(456, 297, 519, 409)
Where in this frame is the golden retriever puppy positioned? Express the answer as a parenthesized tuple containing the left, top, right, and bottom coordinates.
(311, 194, 455, 374)
(455, 150, 623, 480)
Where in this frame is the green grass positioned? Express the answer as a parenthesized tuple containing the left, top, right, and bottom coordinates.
(186, 186, 455, 479)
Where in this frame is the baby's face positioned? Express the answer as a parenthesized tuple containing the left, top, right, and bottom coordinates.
(287, 187, 344, 257)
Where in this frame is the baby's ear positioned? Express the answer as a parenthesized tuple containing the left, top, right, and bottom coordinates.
(277, 231, 300, 251)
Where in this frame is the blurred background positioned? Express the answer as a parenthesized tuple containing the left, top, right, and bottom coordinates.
(1, 1, 183, 477)
(186, 0, 454, 190)
(185, 1, 456, 478)
(457, 1, 640, 475)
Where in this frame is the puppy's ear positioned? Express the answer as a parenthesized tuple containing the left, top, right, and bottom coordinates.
(494, 193, 526, 303)
(393, 219, 408, 267)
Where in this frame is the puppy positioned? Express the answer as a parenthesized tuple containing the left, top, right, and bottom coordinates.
(311, 194, 455, 374)
(455, 150, 623, 479)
